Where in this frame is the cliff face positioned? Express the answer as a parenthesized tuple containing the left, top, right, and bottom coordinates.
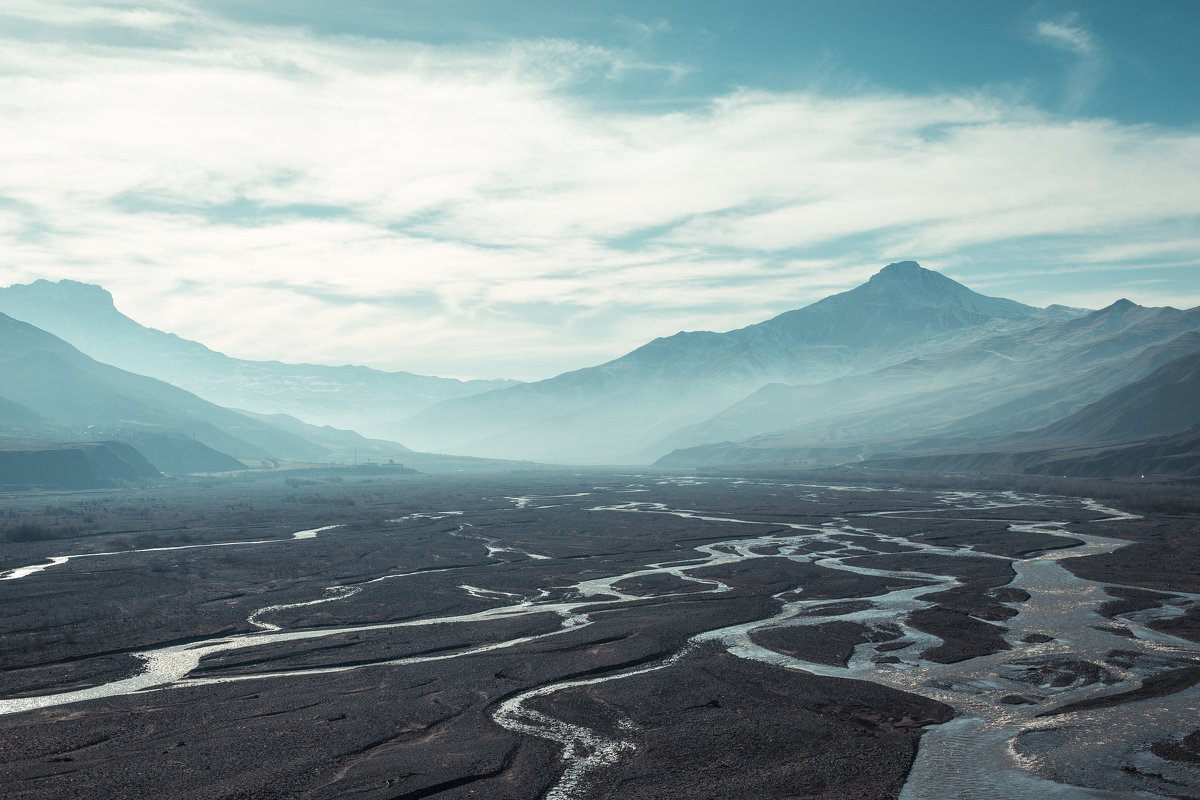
(0, 441, 160, 489)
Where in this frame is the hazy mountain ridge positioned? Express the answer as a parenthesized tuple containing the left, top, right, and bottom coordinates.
(849, 349, 1200, 479)
(1038, 349, 1200, 442)
(0, 312, 541, 479)
(0, 279, 517, 440)
(661, 304, 1200, 457)
(0, 316, 324, 461)
(6, 261, 1196, 476)
(0, 396, 45, 425)
(398, 262, 1075, 462)
(0, 312, 380, 474)
(657, 322, 1200, 474)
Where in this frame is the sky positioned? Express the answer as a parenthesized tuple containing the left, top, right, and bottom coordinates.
(1, 1, 1198, 380)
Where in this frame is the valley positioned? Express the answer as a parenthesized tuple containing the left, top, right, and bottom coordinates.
(2, 471, 1197, 798)
(3, 4, 1198, 798)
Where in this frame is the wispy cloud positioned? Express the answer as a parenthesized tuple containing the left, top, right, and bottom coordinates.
(617, 16, 671, 38)
(0, 0, 197, 28)
(1035, 14, 1097, 56)
(1032, 12, 1105, 113)
(0, 1, 1196, 378)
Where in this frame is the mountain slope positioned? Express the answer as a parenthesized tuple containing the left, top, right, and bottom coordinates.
(0, 279, 516, 440)
(0, 439, 160, 489)
(0, 396, 44, 425)
(1038, 349, 1200, 442)
(119, 433, 249, 476)
(657, 306, 1200, 457)
(847, 427, 1200, 479)
(0, 313, 328, 461)
(235, 410, 413, 464)
(678, 346, 1200, 478)
(400, 262, 1056, 463)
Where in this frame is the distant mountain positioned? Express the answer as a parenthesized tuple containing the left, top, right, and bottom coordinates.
(843, 427, 1200, 479)
(0, 279, 517, 440)
(0, 397, 44, 425)
(234, 409, 413, 464)
(755, 260, 1038, 346)
(657, 307, 1200, 459)
(0, 439, 160, 489)
(1037, 349, 1200, 442)
(0, 312, 528, 476)
(0, 312, 331, 462)
(231, 409, 542, 472)
(119, 433, 248, 476)
(666, 344, 1200, 478)
(12, 261, 1196, 477)
(939, 329, 1200, 439)
(399, 262, 1065, 463)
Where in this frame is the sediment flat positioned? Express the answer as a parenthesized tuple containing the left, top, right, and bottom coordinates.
(1, 471, 1197, 799)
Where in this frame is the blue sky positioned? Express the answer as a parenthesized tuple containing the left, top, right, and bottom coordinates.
(210, 0, 1199, 123)
(1, 1, 1198, 378)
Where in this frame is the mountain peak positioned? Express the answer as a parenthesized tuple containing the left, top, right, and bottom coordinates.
(849, 261, 1036, 319)
(866, 261, 953, 296)
(14, 279, 117, 312)
(873, 260, 925, 279)
(868, 260, 961, 292)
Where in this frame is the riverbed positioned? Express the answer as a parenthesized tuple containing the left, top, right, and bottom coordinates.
(1, 472, 1196, 799)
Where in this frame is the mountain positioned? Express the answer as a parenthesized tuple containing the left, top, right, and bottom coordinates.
(234, 409, 413, 464)
(840, 427, 1200, 479)
(936, 329, 1200, 439)
(1027, 427, 1200, 478)
(397, 262, 1071, 463)
(0, 313, 532, 476)
(852, 345, 1200, 478)
(662, 338, 1200, 477)
(0, 439, 160, 489)
(0, 312, 331, 462)
(11, 262, 1194, 477)
(1037, 348, 1200, 442)
(0, 279, 517, 440)
(0, 396, 44, 425)
(118, 433, 249, 476)
(656, 308, 1200, 460)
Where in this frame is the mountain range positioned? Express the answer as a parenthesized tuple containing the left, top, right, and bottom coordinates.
(394, 262, 1200, 469)
(3, 261, 1198, 480)
(395, 262, 1083, 462)
(855, 348, 1200, 478)
(0, 280, 515, 442)
(0, 311, 511, 483)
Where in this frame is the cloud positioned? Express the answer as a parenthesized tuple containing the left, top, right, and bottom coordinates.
(1035, 14, 1097, 56)
(1032, 13, 1105, 113)
(0, 0, 197, 29)
(617, 16, 671, 38)
(0, 1, 1196, 379)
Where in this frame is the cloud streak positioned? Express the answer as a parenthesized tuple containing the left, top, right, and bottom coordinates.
(0, 1, 1197, 379)
(1036, 15, 1097, 56)
(1033, 13, 1106, 113)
